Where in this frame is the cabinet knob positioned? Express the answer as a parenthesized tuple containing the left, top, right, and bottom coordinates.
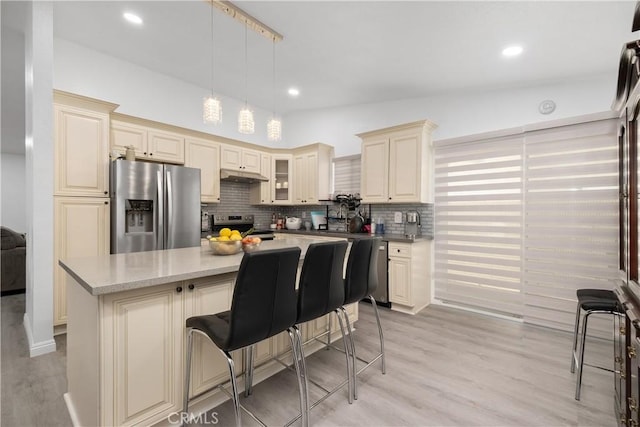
(149, 153, 153, 156)
(396, 249, 401, 253)
(176, 286, 182, 293)
(104, 191, 108, 195)
(143, 152, 147, 155)
(188, 284, 195, 290)
(104, 201, 108, 205)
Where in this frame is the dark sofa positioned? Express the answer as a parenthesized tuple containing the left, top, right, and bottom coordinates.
(1, 226, 26, 295)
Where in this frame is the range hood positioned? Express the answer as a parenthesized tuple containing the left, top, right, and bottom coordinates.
(220, 168, 269, 183)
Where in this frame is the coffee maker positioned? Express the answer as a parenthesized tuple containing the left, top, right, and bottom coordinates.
(404, 211, 420, 238)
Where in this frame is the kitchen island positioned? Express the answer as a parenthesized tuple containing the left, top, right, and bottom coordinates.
(60, 236, 354, 427)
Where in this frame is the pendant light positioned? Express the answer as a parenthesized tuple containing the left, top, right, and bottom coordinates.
(267, 38, 282, 142)
(238, 22, 255, 134)
(203, 3, 222, 124)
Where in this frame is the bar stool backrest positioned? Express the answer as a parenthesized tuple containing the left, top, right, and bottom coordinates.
(296, 241, 349, 324)
(226, 247, 301, 351)
(344, 238, 380, 305)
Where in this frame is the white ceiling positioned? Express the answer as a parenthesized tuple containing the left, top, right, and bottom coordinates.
(51, 1, 636, 115)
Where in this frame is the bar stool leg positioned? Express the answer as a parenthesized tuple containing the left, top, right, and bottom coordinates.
(334, 309, 354, 404)
(244, 345, 254, 397)
(340, 307, 358, 401)
(288, 327, 309, 427)
(221, 350, 242, 427)
(369, 295, 386, 374)
(575, 310, 591, 401)
(571, 302, 581, 373)
(183, 328, 194, 419)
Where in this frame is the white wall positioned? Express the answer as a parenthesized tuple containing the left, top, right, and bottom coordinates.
(1, 154, 26, 232)
(53, 38, 277, 149)
(283, 73, 616, 156)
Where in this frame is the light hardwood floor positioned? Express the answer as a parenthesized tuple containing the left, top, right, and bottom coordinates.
(1, 294, 614, 426)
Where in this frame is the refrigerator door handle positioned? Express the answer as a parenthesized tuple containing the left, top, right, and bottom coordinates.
(156, 170, 164, 250)
(166, 169, 173, 249)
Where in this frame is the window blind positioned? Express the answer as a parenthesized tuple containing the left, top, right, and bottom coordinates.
(434, 118, 618, 334)
(333, 155, 361, 195)
(523, 120, 618, 335)
(434, 135, 524, 317)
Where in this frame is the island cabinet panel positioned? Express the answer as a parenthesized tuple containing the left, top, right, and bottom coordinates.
(101, 283, 184, 427)
(184, 275, 239, 397)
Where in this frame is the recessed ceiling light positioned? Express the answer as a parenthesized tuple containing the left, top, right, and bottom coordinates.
(123, 12, 143, 25)
(502, 45, 523, 57)
(288, 88, 300, 97)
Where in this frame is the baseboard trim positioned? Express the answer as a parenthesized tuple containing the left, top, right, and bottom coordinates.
(63, 393, 81, 427)
(23, 312, 57, 357)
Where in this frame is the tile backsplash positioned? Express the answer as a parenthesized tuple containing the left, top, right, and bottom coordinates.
(203, 181, 433, 236)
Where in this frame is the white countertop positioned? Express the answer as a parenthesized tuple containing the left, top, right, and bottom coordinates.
(59, 236, 345, 296)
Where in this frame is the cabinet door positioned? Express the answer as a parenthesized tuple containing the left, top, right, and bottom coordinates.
(54, 105, 110, 196)
(292, 154, 306, 204)
(389, 257, 412, 306)
(54, 197, 110, 325)
(250, 153, 272, 204)
(272, 155, 292, 204)
(184, 276, 238, 397)
(185, 138, 220, 203)
(360, 138, 389, 203)
(111, 121, 147, 159)
(305, 152, 319, 204)
(101, 283, 184, 426)
(242, 149, 261, 173)
(220, 145, 242, 170)
(148, 130, 185, 164)
(389, 132, 421, 203)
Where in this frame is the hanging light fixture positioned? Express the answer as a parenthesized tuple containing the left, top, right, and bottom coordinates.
(203, 3, 222, 124)
(238, 22, 255, 134)
(267, 37, 282, 142)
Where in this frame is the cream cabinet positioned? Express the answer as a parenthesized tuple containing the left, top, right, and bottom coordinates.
(185, 138, 220, 203)
(53, 197, 110, 327)
(54, 96, 114, 197)
(292, 144, 334, 205)
(101, 282, 184, 426)
(388, 240, 432, 315)
(272, 154, 293, 205)
(220, 144, 261, 173)
(111, 120, 185, 164)
(359, 120, 437, 204)
(183, 275, 241, 397)
(249, 152, 272, 205)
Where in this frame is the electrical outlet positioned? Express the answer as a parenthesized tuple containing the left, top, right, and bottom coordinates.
(394, 211, 403, 223)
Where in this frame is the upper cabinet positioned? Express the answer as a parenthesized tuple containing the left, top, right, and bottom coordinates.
(54, 92, 117, 197)
(292, 144, 334, 204)
(359, 120, 437, 204)
(111, 119, 185, 164)
(249, 152, 272, 205)
(220, 144, 261, 173)
(272, 154, 293, 205)
(185, 137, 220, 203)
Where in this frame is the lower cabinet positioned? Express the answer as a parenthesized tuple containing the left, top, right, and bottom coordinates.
(53, 197, 109, 328)
(388, 240, 432, 315)
(617, 285, 640, 427)
(67, 272, 358, 427)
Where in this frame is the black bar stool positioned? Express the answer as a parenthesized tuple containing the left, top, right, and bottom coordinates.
(182, 247, 308, 427)
(570, 288, 622, 400)
(342, 237, 385, 401)
(294, 240, 351, 407)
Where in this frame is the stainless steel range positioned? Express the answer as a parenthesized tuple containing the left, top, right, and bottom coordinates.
(210, 214, 275, 240)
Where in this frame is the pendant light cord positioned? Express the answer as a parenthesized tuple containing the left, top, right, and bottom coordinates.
(272, 39, 276, 117)
(210, 4, 214, 97)
(244, 22, 248, 107)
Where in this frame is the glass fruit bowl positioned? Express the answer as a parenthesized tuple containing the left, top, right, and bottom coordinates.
(209, 239, 242, 255)
(242, 237, 262, 253)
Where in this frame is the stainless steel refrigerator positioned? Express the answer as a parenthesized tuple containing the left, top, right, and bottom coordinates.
(110, 160, 201, 254)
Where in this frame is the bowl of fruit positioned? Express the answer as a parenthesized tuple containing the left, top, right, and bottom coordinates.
(208, 228, 244, 255)
(241, 236, 262, 253)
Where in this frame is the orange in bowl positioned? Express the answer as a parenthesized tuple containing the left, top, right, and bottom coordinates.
(241, 236, 262, 253)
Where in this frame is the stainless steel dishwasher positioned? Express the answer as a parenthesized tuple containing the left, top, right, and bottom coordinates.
(371, 240, 390, 306)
